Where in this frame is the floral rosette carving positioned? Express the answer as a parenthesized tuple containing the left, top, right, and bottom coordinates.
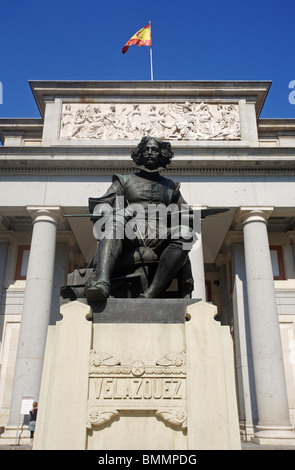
(155, 407, 187, 429)
(86, 406, 119, 429)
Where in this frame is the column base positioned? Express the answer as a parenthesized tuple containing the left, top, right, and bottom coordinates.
(240, 422, 255, 441)
(251, 425, 295, 446)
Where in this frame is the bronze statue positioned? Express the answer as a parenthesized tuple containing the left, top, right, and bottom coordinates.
(85, 136, 195, 302)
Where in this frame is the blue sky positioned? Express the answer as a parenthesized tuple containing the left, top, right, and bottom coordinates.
(0, 0, 294, 119)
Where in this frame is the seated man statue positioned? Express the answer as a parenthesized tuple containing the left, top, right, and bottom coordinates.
(85, 136, 196, 302)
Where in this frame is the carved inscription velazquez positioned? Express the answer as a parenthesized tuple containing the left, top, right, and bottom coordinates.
(94, 377, 184, 400)
(87, 350, 187, 430)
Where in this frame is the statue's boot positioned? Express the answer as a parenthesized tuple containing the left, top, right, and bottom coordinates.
(140, 244, 188, 298)
(85, 238, 122, 301)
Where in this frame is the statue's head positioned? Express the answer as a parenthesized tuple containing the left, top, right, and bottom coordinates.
(131, 136, 174, 171)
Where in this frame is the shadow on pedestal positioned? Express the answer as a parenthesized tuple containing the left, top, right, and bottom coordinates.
(89, 298, 200, 323)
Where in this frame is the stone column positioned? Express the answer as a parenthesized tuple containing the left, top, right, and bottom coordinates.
(241, 208, 295, 445)
(190, 232, 206, 300)
(0, 233, 12, 307)
(7, 207, 61, 426)
(190, 207, 206, 300)
(286, 231, 295, 267)
(0, 234, 12, 355)
(230, 241, 257, 439)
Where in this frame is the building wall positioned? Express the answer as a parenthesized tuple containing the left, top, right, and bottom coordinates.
(0, 172, 295, 209)
(0, 174, 295, 430)
(0, 81, 295, 440)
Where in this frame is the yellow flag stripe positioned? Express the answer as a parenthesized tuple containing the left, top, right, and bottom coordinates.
(121, 24, 151, 54)
(131, 26, 151, 42)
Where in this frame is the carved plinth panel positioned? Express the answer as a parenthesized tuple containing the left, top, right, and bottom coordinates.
(60, 102, 241, 141)
(87, 350, 187, 430)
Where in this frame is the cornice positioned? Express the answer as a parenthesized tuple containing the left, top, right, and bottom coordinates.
(0, 144, 294, 175)
(0, 145, 294, 174)
(28, 80, 271, 118)
(0, 166, 294, 176)
(0, 118, 43, 145)
(258, 119, 295, 133)
(1, 145, 294, 156)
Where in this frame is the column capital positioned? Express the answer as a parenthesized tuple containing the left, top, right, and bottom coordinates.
(0, 231, 14, 243)
(215, 252, 231, 267)
(286, 230, 295, 244)
(26, 206, 64, 225)
(237, 207, 274, 225)
(224, 230, 244, 249)
(56, 231, 76, 247)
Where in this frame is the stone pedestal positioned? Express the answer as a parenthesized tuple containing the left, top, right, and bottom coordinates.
(33, 299, 241, 450)
(185, 302, 241, 449)
(33, 301, 92, 450)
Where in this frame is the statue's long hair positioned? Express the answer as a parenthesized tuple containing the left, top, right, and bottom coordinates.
(131, 136, 174, 168)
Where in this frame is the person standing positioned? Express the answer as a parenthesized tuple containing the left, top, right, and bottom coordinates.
(28, 402, 38, 446)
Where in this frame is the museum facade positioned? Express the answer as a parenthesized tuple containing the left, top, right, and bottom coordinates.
(0, 80, 295, 445)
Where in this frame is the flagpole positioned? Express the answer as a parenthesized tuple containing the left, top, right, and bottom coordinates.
(149, 21, 153, 81)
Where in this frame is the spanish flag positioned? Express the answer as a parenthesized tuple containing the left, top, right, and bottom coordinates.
(121, 24, 151, 54)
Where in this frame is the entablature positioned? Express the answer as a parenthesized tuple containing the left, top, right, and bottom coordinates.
(0, 145, 294, 174)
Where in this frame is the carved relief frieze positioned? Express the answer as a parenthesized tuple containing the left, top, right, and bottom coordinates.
(60, 102, 241, 141)
(87, 350, 187, 430)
